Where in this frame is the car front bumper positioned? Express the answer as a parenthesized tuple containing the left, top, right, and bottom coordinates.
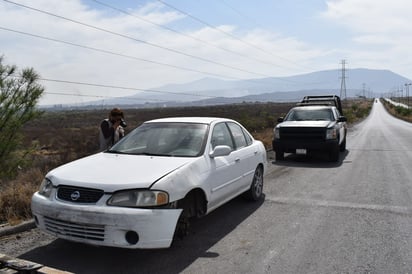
(31, 192, 182, 249)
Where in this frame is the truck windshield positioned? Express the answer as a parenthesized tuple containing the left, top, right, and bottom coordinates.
(285, 109, 334, 121)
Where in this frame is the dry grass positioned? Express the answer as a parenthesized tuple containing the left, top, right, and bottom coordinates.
(0, 168, 44, 224)
(252, 128, 274, 149)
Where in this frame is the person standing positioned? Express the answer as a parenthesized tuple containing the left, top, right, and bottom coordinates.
(99, 108, 126, 151)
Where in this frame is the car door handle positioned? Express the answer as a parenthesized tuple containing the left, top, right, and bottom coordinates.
(254, 151, 258, 155)
(235, 158, 240, 162)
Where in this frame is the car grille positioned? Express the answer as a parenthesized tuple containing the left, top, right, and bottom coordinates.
(280, 127, 325, 141)
(57, 186, 104, 203)
(44, 216, 105, 241)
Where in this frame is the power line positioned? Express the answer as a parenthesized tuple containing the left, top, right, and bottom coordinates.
(39, 77, 217, 98)
(43, 91, 167, 102)
(220, 0, 266, 31)
(41, 81, 276, 105)
(0, 26, 255, 81)
(3, 0, 322, 85)
(91, 0, 286, 69)
(9, 75, 220, 101)
(3, 0, 279, 79)
(156, 0, 312, 71)
(1, 26, 308, 87)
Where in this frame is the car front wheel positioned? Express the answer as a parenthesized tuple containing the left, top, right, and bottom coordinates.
(244, 166, 264, 201)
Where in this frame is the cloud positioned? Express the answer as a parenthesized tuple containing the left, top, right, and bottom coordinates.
(323, 0, 412, 33)
(322, 0, 412, 76)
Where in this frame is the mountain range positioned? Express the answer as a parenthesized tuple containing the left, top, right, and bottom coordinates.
(54, 68, 411, 108)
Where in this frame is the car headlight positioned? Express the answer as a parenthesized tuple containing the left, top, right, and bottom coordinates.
(326, 128, 337, 139)
(107, 190, 169, 207)
(39, 178, 53, 198)
(274, 128, 280, 139)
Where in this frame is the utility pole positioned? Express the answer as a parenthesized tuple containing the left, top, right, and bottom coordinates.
(340, 60, 347, 100)
(362, 83, 366, 98)
(405, 83, 411, 108)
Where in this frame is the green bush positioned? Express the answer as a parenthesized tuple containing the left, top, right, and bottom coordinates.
(0, 56, 44, 179)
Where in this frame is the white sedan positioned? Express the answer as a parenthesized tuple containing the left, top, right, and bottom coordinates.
(31, 117, 267, 249)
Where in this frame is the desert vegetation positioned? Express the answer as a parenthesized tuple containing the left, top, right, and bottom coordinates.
(0, 99, 372, 224)
(381, 98, 412, 123)
(0, 57, 44, 179)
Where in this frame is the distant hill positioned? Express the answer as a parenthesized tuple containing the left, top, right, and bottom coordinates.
(47, 68, 411, 109)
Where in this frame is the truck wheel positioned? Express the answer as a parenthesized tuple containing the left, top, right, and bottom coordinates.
(339, 138, 346, 152)
(275, 149, 284, 161)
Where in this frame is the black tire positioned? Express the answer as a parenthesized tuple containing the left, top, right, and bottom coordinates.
(173, 190, 206, 241)
(275, 149, 284, 161)
(339, 137, 346, 152)
(244, 166, 264, 201)
(174, 215, 190, 240)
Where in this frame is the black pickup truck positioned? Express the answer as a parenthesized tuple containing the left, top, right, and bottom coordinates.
(272, 95, 347, 162)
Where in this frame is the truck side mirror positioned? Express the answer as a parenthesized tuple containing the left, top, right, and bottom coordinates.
(277, 117, 284, 123)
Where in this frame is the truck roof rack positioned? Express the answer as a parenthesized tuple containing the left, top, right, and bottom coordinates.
(297, 95, 343, 115)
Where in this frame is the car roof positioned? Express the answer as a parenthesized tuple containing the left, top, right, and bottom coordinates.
(145, 117, 233, 125)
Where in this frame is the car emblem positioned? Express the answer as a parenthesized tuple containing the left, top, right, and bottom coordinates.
(70, 191, 81, 201)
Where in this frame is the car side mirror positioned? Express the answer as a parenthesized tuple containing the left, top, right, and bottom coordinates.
(338, 116, 347, 122)
(277, 117, 284, 123)
(209, 145, 232, 158)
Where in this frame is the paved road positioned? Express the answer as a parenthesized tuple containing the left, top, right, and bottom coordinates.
(1, 100, 412, 273)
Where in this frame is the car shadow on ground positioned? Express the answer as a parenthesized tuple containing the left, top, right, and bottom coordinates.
(19, 195, 264, 274)
(268, 149, 350, 168)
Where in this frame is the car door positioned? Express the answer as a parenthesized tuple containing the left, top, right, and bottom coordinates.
(226, 122, 258, 190)
(207, 122, 243, 209)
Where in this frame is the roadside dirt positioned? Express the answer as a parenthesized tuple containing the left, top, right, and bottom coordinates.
(0, 228, 56, 257)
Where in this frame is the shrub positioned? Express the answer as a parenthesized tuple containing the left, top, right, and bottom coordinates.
(0, 168, 43, 224)
(0, 57, 44, 179)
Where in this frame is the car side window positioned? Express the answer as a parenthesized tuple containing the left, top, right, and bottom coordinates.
(227, 122, 248, 149)
(243, 129, 253, 146)
(211, 123, 234, 149)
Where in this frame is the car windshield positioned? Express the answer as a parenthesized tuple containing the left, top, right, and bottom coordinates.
(108, 122, 208, 157)
(285, 108, 334, 121)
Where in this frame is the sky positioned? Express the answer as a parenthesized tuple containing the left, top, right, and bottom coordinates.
(1, 0, 412, 105)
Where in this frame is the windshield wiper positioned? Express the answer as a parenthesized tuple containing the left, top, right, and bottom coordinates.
(105, 150, 127, 154)
(135, 152, 173, 157)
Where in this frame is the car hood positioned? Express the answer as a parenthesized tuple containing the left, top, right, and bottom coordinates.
(47, 152, 195, 192)
(277, 120, 335, 128)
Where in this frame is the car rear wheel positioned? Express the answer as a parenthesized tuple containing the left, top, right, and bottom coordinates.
(244, 166, 264, 201)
